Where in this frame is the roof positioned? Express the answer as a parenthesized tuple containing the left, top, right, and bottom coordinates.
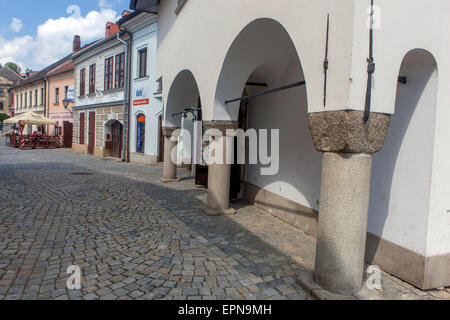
(129, 0, 159, 13)
(117, 10, 143, 26)
(47, 61, 75, 77)
(11, 41, 96, 89)
(0, 66, 23, 83)
(71, 33, 123, 61)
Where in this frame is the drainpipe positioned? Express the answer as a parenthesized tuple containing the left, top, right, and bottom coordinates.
(117, 30, 132, 162)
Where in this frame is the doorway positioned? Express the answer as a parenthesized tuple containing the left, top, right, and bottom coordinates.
(136, 114, 146, 153)
(230, 91, 248, 201)
(158, 114, 164, 162)
(111, 121, 123, 158)
(88, 111, 95, 155)
(63, 121, 73, 148)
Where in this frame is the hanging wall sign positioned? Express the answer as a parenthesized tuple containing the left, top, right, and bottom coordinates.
(133, 86, 150, 106)
(67, 86, 75, 102)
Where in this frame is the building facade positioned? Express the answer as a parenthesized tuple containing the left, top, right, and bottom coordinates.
(46, 61, 75, 140)
(131, 0, 450, 293)
(10, 76, 47, 134)
(118, 11, 162, 165)
(72, 23, 128, 159)
(0, 65, 22, 120)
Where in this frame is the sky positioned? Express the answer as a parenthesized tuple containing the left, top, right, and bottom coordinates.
(0, 0, 129, 71)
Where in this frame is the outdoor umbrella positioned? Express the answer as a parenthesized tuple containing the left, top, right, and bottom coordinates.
(4, 111, 57, 125)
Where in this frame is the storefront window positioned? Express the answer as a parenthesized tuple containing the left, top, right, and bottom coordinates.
(136, 114, 146, 153)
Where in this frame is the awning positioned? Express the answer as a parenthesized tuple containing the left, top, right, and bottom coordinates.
(4, 111, 58, 125)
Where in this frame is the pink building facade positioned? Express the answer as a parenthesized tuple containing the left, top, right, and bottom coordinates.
(47, 62, 74, 138)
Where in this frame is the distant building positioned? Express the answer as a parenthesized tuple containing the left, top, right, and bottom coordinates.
(0, 65, 22, 117)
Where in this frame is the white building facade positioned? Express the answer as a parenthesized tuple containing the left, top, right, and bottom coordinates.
(72, 32, 127, 158)
(130, 0, 450, 294)
(118, 12, 163, 165)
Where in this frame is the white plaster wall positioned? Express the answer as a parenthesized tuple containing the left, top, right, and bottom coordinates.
(74, 42, 125, 107)
(245, 58, 322, 211)
(165, 70, 199, 127)
(158, 0, 358, 121)
(128, 21, 163, 157)
(349, 0, 450, 115)
(369, 50, 438, 256)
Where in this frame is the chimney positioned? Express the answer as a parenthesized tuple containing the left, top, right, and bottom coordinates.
(73, 35, 81, 53)
(105, 22, 120, 38)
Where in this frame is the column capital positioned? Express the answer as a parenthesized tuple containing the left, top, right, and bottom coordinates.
(308, 110, 391, 154)
(203, 121, 238, 135)
(162, 126, 180, 138)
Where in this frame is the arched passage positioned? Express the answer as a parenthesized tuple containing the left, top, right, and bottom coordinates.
(162, 70, 202, 181)
(105, 120, 123, 159)
(367, 49, 438, 282)
(210, 18, 322, 233)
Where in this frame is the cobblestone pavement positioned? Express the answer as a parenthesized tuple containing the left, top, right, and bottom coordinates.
(1, 144, 449, 300)
(0, 144, 315, 300)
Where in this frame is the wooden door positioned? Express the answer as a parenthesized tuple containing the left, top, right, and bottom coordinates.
(158, 115, 164, 162)
(111, 121, 123, 158)
(88, 111, 95, 155)
(79, 113, 85, 145)
(63, 121, 73, 148)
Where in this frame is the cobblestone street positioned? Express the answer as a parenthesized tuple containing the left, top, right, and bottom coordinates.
(1, 144, 449, 301)
(0, 144, 315, 300)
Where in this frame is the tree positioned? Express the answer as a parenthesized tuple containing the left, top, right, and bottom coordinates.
(5, 62, 21, 74)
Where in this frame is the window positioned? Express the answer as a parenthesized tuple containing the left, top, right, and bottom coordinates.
(24, 92, 27, 107)
(138, 48, 147, 78)
(29, 91, 32, 107)
(64, 86, 69, 99)
(89, 64, 96, 94)
(115, 52, 125, 88)
(80, 68, 86, 96)
(104, 57, 114, 91)
(34, 90, 38, 106)
(41, 88, 44, 105)
(136, 114, 146, 153)
(0, 102, 3, 111)
(55, 88, 59, 104)
(20, 94, 23, 108)
(0, 88, 4, 97)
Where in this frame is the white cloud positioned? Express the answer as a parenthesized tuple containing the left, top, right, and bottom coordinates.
(99, 0, 123, 9)
(10, 18, 23, 32)
(0, 6, 120, 70)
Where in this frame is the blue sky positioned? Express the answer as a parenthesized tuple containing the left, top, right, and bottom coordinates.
(0, 0, 129, 71)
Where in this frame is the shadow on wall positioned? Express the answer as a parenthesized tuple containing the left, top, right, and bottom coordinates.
(212, 18, 321, 214)
(368, 49, 438, 258)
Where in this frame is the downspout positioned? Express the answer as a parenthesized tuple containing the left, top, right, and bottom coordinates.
(117, 30, 132, 162)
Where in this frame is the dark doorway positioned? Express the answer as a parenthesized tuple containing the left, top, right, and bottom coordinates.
(158, 115, 164, 162)
(230, 91, 248, 201)
(88, 111, 95, 155)
(63, 121, 73, 148)
(79, 113, 85, 145)
(136, 114, 145, 153)
(111, 121, 123, 158)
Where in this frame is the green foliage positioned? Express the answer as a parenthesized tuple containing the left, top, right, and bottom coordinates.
(0, 113, 10, 122)
(5, 62, 21, 74)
